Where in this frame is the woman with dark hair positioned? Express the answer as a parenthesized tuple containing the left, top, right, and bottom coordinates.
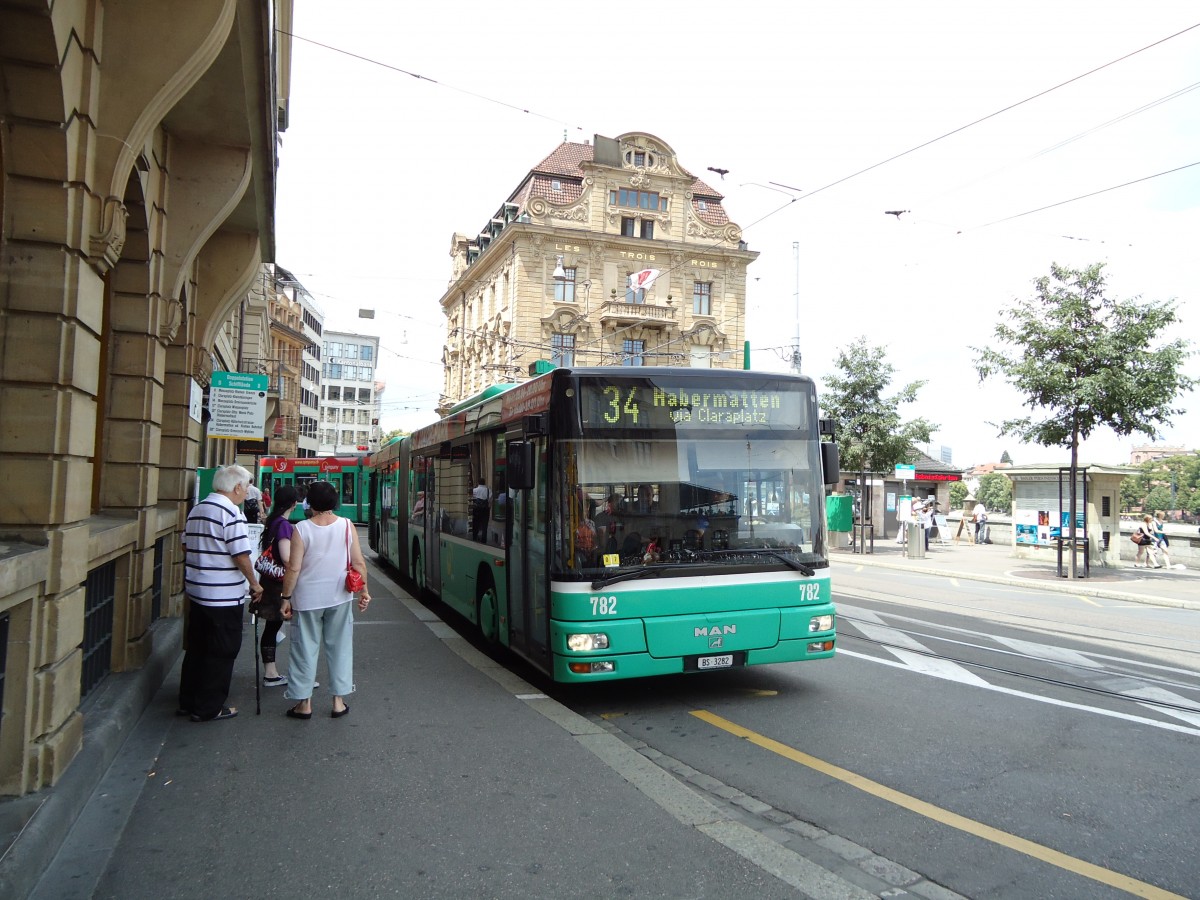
(279, 480, 370, 719)
(255, 485, 299, 686)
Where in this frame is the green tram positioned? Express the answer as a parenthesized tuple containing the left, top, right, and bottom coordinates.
(257, 455, 369, 523)
(368, 367, 840, 683)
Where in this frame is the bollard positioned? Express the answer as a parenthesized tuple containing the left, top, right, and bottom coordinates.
(906, 522, 925, 559)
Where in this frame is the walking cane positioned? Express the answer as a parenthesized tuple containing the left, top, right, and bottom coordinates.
(253, 609, 261, 715)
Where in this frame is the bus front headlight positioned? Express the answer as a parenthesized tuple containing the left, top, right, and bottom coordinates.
(566, 633, 610, 652)
(808, 614, 833, 633)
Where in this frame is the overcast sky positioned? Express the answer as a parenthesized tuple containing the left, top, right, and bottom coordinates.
(276, 2, 1199, 469)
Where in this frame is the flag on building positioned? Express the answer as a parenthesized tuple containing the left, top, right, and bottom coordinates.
(627, 268, 661, 292)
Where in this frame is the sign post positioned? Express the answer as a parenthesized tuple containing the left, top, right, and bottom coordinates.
(208, 371, 269, 440)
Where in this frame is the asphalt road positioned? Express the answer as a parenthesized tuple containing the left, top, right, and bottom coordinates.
(559, 565, 1200, 899)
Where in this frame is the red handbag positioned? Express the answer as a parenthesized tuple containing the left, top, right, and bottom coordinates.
(344, 520, 365, 593)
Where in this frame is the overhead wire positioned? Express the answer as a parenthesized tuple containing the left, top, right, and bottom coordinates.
(283, 22, 1200, 418)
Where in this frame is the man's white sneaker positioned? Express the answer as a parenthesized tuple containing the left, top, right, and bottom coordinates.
(263, 675, 288, 687)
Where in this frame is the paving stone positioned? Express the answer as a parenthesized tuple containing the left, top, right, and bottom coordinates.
(817, 833, 874, 861)
(905, 879, 971, 900)
(731, 793, 773, 815)
(858, 854, 921, 887)
(783, 818, 830, 840)
(687, 772, 724, 792)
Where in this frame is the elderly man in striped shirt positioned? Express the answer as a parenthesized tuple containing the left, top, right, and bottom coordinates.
(178, 465, 263, 721)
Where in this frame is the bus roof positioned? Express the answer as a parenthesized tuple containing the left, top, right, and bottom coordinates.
(447, 382, 522, 414)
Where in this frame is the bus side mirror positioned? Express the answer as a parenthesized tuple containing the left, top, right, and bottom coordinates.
(508, 441, 534, 490)
(821, 442, 840, 487)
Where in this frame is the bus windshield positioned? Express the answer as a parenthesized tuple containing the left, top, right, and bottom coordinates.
(555, 435, 827, 578)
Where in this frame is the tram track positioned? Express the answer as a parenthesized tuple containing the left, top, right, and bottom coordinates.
(834, 582, 1200, 657)
(836, 620, 1200, 716)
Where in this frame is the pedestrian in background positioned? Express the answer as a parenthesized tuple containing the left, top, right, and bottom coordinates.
(179, 464, 262, 722)
(280, 481, 370, 720)
(243, 481, 262, 524)
(1134, 514, 1161, 568)
(917, 501, 933, 551)
(973, 501, 988, 544)
(470, 477, 491, 542)
(1152, 511, 1172, 568)
(254, 485, 298, 687)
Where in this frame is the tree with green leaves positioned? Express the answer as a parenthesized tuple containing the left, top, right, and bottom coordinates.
(949, 481, 968, 508)
(974, 262, 1195, 576)
(820, 337, 936, 476)
(1000, 450, 1013, 464)
(976, 473, 1012, 512)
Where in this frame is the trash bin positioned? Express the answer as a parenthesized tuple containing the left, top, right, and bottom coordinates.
(906, 522, 925, 559)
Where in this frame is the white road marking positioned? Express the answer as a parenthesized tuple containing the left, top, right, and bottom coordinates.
(838, 649, 1200, 737)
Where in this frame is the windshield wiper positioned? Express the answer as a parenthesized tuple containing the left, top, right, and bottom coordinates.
(590, 565, 671, 590)
(705, 548, 816, 577)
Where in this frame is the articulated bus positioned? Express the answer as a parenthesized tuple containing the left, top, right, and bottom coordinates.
(257, 456, 369, 523)
(368, 367, 840, 682)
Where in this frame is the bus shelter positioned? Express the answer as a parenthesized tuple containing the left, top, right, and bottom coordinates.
(1004, 464, 1136, 571)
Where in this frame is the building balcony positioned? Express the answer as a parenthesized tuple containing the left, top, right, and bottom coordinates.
(598, 300, 677, 329)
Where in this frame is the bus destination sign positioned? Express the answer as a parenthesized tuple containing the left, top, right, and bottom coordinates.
(580, 381, 807, 431)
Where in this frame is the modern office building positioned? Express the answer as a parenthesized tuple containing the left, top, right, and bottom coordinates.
(437, 132, 759, 412)
(319, 331, 383, 454)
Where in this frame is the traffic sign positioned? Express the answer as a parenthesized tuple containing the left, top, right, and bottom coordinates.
(208, 371, 269, 439)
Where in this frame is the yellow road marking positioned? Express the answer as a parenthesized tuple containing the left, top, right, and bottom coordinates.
(599, 712, 626, 720)
(690, 709, 1185, 900)
(1077, 596, 1102, 607)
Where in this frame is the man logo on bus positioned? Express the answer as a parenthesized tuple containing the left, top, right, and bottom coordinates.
(709, 636, 724, 649)
(695, 625, 735, 637)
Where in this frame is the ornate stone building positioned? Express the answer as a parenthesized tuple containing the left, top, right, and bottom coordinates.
(0, 0, 289, 822)
(438, 133, 759, 412)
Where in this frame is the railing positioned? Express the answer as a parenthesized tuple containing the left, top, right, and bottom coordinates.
(82, 561, 116, 697)
(598, 300, 677, 327)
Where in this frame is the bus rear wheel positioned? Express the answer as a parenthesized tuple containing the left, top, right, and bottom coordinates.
(477, 577, 499, 646)
(411, 543, 425, 594)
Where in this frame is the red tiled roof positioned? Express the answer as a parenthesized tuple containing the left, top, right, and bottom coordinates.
(531, 142, 593, 177)
(501, 139, 731, 226)
(529, 175, 584, 205)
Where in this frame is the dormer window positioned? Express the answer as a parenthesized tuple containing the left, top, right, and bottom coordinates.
(609, 189, 667, 212)
(624, 149, 656, 168)
(551, 179, 562, 192)
(697, 200, 707, 211)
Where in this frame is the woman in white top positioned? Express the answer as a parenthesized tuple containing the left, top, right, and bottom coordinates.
(1134, 514, 1161, 568)
(279, 481, 370, 719)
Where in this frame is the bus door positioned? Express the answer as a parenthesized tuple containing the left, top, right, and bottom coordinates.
(507, 436, 549, 667)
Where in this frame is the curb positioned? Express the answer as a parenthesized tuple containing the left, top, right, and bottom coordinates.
(832, 554, 1200, 610)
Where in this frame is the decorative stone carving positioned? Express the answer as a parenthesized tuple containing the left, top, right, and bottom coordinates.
(159, 296, 184, 342)
(192, 349, 214, 386)
(549, 204, 588, 223)
(528, 197, 549, 217)
(90, 196, 129, 272)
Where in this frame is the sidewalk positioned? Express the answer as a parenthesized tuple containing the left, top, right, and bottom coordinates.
(832, 531, 1200, 610)
(4, 538, 963, 900)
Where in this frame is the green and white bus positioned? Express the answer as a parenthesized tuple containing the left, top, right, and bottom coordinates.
(368, 367, 840, 682)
